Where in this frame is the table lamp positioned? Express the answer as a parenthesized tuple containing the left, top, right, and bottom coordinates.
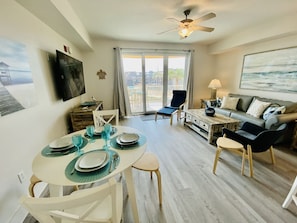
(208, 79, 222, 99)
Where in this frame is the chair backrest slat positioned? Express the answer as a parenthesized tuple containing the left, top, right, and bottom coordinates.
(93, 109, 119, 129)
(20, 178, 122, 223)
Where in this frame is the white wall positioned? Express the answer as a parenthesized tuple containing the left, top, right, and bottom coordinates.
(213, 34, 297, 102)
(0, 1, 85, 222)
(82, 39, 215, 109)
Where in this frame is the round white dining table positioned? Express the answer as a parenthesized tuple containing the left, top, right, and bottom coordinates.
(32, 125, 146, 223)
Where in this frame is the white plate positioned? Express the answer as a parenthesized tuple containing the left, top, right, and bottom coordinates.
(75, 154, 109, 173)
(49, 144, 73, 152)
(76, 151, 108, 170)
(119, 133, 139, 143)
(49, 137, 73, 149)
(116, 136, 138, 146)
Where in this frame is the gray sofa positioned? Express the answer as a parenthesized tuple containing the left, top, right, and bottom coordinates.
(215, 93, 297, 143)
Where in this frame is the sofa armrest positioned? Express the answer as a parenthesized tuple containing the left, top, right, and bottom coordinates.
(265, 113, 297, 129)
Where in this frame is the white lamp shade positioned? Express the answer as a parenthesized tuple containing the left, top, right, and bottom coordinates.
(208, 79, 222, 89)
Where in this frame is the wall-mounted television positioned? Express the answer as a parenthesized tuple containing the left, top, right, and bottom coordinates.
(55, 50, 86, 101)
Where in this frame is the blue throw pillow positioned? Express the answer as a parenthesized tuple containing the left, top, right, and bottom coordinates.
(263, 105, 286, 120)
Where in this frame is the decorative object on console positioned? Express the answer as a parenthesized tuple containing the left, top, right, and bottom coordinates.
(205, 105, 215, 117)
(208, 79, 222, 99)
(97, 69, 107, 79)
(205, 107, 215, 117)
(240, 47, 297, 93)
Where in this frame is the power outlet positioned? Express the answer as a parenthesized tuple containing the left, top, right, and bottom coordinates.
(17, 171, 25, 184)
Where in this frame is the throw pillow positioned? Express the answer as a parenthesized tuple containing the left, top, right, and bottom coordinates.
(220, 96, 239, 110)
(263, 105, 286, 120)
(246, 99, 271, 118)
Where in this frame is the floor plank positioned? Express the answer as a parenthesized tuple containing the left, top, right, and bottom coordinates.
(121, 116, 297, 223)
(25, 116, 297, 223)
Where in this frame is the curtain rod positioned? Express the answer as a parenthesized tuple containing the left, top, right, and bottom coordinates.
(113, 47, 194, 52)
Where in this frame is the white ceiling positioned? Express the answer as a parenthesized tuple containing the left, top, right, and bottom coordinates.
(16, 0, 297, 50)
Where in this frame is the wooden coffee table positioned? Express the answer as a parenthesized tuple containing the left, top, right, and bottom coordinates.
(184, 109, 240, 143)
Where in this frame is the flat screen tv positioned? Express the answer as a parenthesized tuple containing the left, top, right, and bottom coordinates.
(55, 50, 86, 101)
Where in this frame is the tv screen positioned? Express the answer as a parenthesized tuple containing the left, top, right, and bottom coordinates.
(56, 50, 86, 101)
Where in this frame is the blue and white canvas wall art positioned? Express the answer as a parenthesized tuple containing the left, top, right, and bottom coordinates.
(0, 37, 37, 117)
(240, 47, 297, 93)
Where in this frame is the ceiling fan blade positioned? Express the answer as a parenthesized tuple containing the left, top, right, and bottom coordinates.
(193, 12, 216, 24)
(166, 17, 180, 23)
(157, 27, 178, 35)
(191, 25, 214, 32)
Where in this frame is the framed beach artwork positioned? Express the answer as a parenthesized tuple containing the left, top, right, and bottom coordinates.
(240, 47, 297, 93)
(0, 37, 37, 117)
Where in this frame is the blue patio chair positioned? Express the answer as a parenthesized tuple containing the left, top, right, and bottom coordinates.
(155, 90, 187, 125)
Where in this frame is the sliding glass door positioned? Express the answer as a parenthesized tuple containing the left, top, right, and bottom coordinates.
(122, 52, 187, 115)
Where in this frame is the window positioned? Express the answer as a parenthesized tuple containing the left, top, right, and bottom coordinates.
(122, 51, 188, 115)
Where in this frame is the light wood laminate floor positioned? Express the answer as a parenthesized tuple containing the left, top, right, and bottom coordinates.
(25, 116, 297, 223)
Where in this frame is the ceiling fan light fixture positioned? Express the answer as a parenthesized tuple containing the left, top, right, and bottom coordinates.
(178, 27, 193, 38)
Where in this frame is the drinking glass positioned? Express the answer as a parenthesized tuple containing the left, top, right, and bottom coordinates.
(72, 134, 83, 156)
(104, 124, 112, 146)
(86, 125, 95, 143)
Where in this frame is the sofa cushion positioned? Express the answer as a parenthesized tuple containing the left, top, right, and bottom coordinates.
(220, 96, 239, 110)
(228, 93, 253, 112)
(255, 96, 297, 114)
(230, 111, 266, 127)
(246, 99, 271, 118)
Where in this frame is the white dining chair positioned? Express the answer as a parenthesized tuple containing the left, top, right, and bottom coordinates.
(20, 178, 123, 223)
(93, 109, 119, 128)
(282, 176, 297, 208)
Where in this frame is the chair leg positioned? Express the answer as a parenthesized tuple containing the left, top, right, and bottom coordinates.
(155, 112, 158, 122)
(29, 175, 42, 197)
(177, 110, 181, 121)
(213, 147, 222, 174)
(170, 115, 173, 125)
(241, 149, 245, 176)
(282, 176, 297, 208)
(269, 146, 276, 164)
(247, 145, 253, 177)
(154, 170, 162, 206)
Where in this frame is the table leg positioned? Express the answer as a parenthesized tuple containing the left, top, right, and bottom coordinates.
(124, 166, 139, 223)
(208, 126, 214, 143)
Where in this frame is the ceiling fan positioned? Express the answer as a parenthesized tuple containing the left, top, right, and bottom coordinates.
(159, 9, 216, 39)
